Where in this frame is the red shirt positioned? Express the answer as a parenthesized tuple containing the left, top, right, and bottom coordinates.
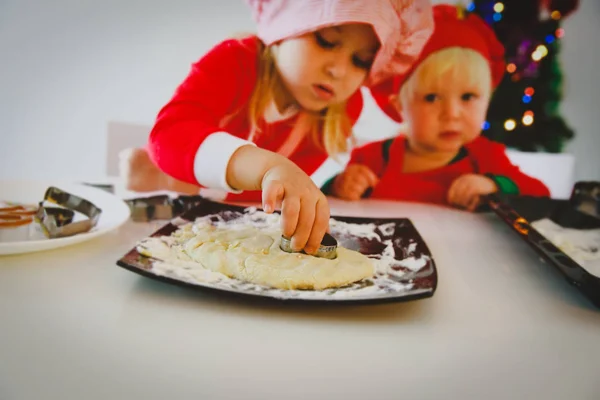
(347, 136, 550, 204)
(147, 36, 363, 201)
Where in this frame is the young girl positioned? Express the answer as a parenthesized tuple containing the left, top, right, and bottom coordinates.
(136, 0, 433, 254)
(326, 4, 550, 211)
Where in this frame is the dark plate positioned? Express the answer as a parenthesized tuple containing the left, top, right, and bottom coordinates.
(116, 197, 438, 305)
(486, 193, 600, 308)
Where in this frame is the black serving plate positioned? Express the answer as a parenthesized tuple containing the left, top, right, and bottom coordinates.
(486, 193, 600, 308)
(116, 197, 437, 305)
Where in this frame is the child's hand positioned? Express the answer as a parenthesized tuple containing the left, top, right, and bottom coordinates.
(226, 146, 330, 255)
(331, 164, 379, 201)
(261, 161, 330, 255)
(447, 174, 497, 211)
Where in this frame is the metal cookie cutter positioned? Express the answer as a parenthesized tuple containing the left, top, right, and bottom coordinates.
(280, 231, 338, 259)
(125, 195, 205, 222)
(35, 186, 102, 238)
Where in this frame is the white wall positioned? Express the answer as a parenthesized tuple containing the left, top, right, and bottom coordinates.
(559, 0, 600, 181)
(1, 0, 598, 182)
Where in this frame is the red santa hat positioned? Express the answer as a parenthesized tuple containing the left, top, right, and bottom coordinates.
(370, 4, 506, 122)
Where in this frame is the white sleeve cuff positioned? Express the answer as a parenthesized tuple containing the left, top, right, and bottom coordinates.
(193, 132, 255, 193)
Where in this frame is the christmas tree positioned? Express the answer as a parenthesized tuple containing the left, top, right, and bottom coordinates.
(469, 0, 579, 152)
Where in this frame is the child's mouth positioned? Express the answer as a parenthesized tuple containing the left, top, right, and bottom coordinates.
(312, 84, 335, 101)
(439, 130, 461, 140)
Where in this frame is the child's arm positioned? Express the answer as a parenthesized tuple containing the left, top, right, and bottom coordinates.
(148, 38, 257, 191)
(148, 38, 328, 253)
(474, 138, 551, 197)
(227, 146, 329, 255)
(448, 138, 551, 211)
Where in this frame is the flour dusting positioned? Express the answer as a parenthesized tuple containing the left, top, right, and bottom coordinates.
(137, 208, 432, 300)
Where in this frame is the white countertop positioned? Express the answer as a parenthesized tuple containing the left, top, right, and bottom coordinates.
(1, 196, 599, 400)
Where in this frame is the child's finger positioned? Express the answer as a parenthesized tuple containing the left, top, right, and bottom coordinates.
(353, 172, 377, 192)
(464, 184, 481, 211)
(468, 184, 487, 211)
(345, 176, 364, 190)
(456, 183, 471, 206)
(348, 182, 368, 197)
(341, 181, 363, 200)
(291, 198, 316, 252)
(450, 183, 470, 208)
(360, 166, 380, 187)
(340, 187, 361, 201)
(467, 194, 480, 212)
(459, 186, 476, 209)
(350, 173, 369, 189)
(347, 189, 363, 201)
(262, 180, 284, 214)
(304, 198, 329, 254)
(280, 196, 300, 241)
(447, 179, 461, 204)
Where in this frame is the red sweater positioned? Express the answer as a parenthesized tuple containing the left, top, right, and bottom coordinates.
(341, 136, 550, 204)
(148, 36, 363, 202)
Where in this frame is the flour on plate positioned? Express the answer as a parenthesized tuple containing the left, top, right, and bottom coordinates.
(136, 208, 431, 300)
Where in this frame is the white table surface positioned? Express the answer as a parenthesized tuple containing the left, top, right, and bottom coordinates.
(1, 194, 599, 400)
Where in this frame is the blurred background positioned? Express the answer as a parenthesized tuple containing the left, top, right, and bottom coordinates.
(1, 0, 598, 187)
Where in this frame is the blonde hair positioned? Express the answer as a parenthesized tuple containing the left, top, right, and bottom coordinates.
(247, 40, 352, 156)
(399, 47, 492, 106)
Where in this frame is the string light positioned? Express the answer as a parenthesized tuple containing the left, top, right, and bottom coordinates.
(482, 121, 490, 130)
(556, 28, 565, 38)
(531, 44, 548, 61)
(551, 10, 562, 20)
(531, 44, 549, 62)
(506, 63, 517, 73)
(522, 111, 534, 125)
(522, 95, 532, 104)
(466, 2, 475, 12)
(536, 45, 548, 57)
(493, 13, 502, 22)
(545, 34, 555, 44)
(493, 2, 505, 13)
(504, 119, 517, 131)
(524, 87, 535, 96)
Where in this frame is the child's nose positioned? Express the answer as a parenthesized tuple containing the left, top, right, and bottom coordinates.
(324, 55, 349, 79)
(442, 99, 461, 119)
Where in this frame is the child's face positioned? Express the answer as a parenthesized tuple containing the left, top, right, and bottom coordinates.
(399, 70, 491, 155)
(273, 23, 379, 112)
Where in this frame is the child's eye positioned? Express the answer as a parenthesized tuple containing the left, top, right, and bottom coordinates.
(315, 32, 336, 49)
(424, 93, 438, 102)
(352, 55, 373, 70)
(461, 93, 477, 101)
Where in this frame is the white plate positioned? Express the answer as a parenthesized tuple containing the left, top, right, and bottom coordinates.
(0, 180, 130, 255)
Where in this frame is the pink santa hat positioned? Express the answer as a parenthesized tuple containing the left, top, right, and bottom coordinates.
(245, 0, 434, 86)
